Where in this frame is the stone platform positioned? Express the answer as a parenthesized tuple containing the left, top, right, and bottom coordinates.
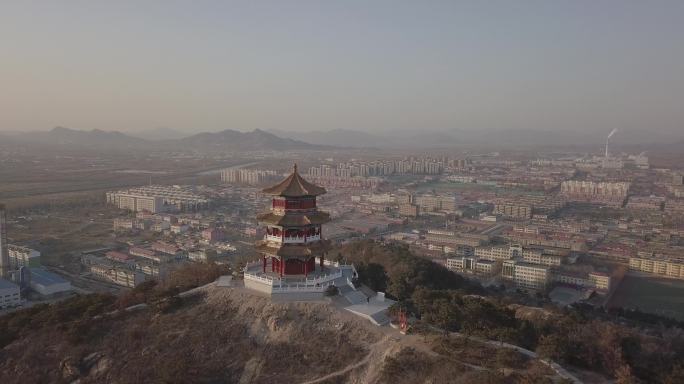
(243, 258, 357, 296)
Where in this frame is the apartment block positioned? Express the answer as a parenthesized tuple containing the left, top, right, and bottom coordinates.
(629, 256, 684, 280)
(7, 245, 41, 268)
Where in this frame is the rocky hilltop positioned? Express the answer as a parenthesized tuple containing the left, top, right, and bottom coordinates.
(0, 284, 566, 384)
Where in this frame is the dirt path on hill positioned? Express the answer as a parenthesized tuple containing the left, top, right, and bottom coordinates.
(299, 336, 394, 384)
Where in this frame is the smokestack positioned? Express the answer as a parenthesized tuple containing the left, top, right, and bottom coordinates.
(605, 129, 618, 158)
(0, 204, 9, 278)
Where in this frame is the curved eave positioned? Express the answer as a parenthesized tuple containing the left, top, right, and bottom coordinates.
(257, 211, 331, 227)
(262, 169, 327, 197)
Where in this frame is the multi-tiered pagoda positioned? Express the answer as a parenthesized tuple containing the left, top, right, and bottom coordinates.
(256, 164, 331, 277)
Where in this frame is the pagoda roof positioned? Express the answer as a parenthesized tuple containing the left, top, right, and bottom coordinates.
(257, 211, 330, 227)
(256, 240, 331, 258)
(262, 164, 326, 197)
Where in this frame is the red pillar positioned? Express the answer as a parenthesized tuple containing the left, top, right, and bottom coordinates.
(280, 257, 284, 277)
(304, 259, 308, 277)
(262, 256, 266, 273)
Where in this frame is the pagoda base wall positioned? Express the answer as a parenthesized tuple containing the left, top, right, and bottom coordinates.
(244, 278, 275, 295)
(270, 256, 316, 276)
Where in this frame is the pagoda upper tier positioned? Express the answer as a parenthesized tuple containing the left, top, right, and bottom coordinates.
(262, 164, 326, 197)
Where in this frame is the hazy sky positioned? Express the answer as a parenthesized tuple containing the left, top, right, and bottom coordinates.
(1, 1, 683, 134)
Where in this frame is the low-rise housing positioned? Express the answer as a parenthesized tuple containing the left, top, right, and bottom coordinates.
(511, 261, 550, 290)
(447, 257, 496, 276)
(107, 185, 210, 213)
(629, 256, 684, 279)
(87, 263, 144, 287)
(188, 248, 217, 263)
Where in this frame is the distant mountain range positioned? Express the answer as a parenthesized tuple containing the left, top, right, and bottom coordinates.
(1, 126, 681, 153)
(0, 127, 328, 153)
(268, 128, 684, 151)
(267, 129, 383, 148)
(129, 127, 191, 141)
(168, 129, 328, 151)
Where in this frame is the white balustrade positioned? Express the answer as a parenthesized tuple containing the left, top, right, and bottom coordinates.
(271, 281, 335, 293)
(264, 234, 321, 244)
(243, 270, 342, 288)
(244, 257, 358, 295)
(244, 272, 275, 284)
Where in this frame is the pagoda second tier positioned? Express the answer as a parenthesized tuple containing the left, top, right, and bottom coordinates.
(256, 240, 331, 259)
(257, 210, 330, 227)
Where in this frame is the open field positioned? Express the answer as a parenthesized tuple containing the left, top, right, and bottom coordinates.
(7, 205, 119, 272)
(608, 274, 684, 320)
(0, 152, 258, 211)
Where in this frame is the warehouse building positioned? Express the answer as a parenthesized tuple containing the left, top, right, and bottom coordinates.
(29, 268, 72, 296)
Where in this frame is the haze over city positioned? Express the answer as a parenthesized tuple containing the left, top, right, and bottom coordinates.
(2, 1, 684, 139)
(3, 2, 684, 384)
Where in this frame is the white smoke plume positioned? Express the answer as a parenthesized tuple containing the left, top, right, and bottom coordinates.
(607, 128, 618, 139)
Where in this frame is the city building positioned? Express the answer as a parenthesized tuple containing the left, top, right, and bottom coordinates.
(446, 257, 496, 276)
(308, 157, 445, 179)
(425, 230, 489, 247)
(7, 245, 41, 269)
(475, 243, 567, 265)
(188, 248, 217, 263)
(202, 227, 225, 243)
(85, 260, 144, 288)
(129, 247, 174, 263)
(106, 251, 135, 264)
(665, 199, 684, 214)
(626, 196, 665, 211)
(125, 195, 162, 213)
(560, 180, 630, 206)
(0, 278, 20, 308)
(307, 174, 382, 189)
(135, 259, 168, 280)
(413, 194, 457, 213)
(0, 204, 9, 278)
(221, 168, 278, 185)
(82, 249, 147, 287)
(492, 196, 566, 219)
(551, 270, 611, 292)
(151, 242, 184, 259)
(493, 202, 532, 219)
(107, 185, 210, 213)
(398, 203, 419, 218)
(113, 218, 135, 231)
(629, 256, 684, 280)
(588, 272, 611, 291)
(502, 260, 550, 291)
(29, 268, 72, 296)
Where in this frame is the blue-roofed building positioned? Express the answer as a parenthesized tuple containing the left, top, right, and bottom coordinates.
(29, 268, 72, 296)
(0, 278, 20, 308)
